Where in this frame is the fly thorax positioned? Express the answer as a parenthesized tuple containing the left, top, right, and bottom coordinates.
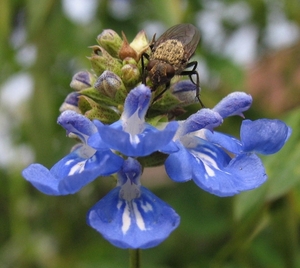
(152, 39, 185, 68)
(147, 60, 175, 86)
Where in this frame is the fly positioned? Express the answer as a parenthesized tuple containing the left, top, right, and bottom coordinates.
(142, 23, 203, 106)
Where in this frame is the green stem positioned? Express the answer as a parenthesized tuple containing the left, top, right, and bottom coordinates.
(129, 248, 141, 268)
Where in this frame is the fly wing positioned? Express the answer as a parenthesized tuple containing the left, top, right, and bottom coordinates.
(153, 23, 200, 59)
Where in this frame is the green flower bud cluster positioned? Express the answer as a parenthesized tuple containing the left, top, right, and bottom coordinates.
(61, 28, 198, 124)
(61, 29, 150, 123)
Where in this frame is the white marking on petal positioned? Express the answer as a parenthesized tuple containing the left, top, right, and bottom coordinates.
(129, 134, 140, 147)
(194, 151, 231, 178)
(121, 202, 131, 234)
(132, 201, 146, 231)
(123, 110, 144, 135)
(117, 200, 123, 210)
(179, 134, 195, 147)
(67, 130, 90, 144)
(203, 147, 217, 158)
(191, 129, 206, 139)
(119, 178, 141, 201)
(68, 160, 86, 175)
(192, 152, 219, 178)
(140, 201, 153, 213)
(196, 152, 218, 168)
(203, 163, 216, 177)
(65, 159, 74, 166)
(77, 144, 96, 158)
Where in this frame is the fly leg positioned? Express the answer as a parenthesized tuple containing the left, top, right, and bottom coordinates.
(141, 34, 156, 85)
(152, 82, 170, 103)
(141, 52, 150, 85)
(180, 61, 204, 107)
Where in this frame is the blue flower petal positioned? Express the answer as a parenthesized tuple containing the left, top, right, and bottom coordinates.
(57, 110, 97, 142)
(213, 92, 252, 118)
(203, 129, 243, 154)
(22, 146, 123, 195)
(166, 136, 266, 196)
(159, 139, 179, 154)
(88, 120, 111, 150)
(165, 141, 196, 182)
(179, 108, 223, 135)
(96, 121, 178, 157)
(241, 119, 292, 154)
(87, 186, 180, 249)
(22, 164, 61, 195)
(89, 85, 179, 157)
(122, 84, 151, 121)
(192, 152, 267, 197)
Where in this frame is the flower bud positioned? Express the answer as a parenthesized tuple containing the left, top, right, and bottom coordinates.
(97, 29, 123, 58)
(118, 32, 138, 62)
(94, 70, 124, 98)
(88, 46, 123, 76)
(171, 80, 199, 106)
(59, 92, 81, 113)
(70, 71, 95, 91)
(130, 30, 150, 59)
(122, 57, 138, 65)
(121, 64, 140, 88)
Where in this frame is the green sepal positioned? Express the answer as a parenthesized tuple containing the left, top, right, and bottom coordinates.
(94, 71, 128, 100)
(97, 29, 123, 58)
(78, 96, 120, 124)
(121, 64, 141, 89)
(146, 114, 168, 126)
(146, 90, 181, 118)
(152, 90, 181, 110)
(88, 46, 123, 77)
(80, 86, 127, 107)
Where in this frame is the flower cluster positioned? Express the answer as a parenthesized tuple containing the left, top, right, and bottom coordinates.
(22, 28, 291, 249)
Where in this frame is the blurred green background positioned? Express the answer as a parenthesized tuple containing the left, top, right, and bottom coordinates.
(1, 0, 300, 267)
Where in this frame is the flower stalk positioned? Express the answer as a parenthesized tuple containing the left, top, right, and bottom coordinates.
(129, 249, 141, 268)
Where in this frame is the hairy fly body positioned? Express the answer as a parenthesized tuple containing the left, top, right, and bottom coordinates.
(142, 23, 203, 106)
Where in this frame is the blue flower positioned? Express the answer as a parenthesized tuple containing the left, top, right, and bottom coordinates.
(21, 81, 291, 250)
(88, 84, 179, 157)
(21, 85, 182, 249)
(165, 92, 292, 197)
(87, 157, 180, 249)
(22, 110, 123, 195)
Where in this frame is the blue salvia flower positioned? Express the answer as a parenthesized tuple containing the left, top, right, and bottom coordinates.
(22, 82, 291, 249)
(22, 110, 124, 195)
(88, 84, 179, 156)
(21, 27, 292, 251)
(87, 157, 180, 249)
(165, 92, 292, 197)
(22, 85, 181, 249)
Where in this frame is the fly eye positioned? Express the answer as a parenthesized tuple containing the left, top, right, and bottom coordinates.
(147, 60, 156, 71)
(166, 65, 175, 78)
